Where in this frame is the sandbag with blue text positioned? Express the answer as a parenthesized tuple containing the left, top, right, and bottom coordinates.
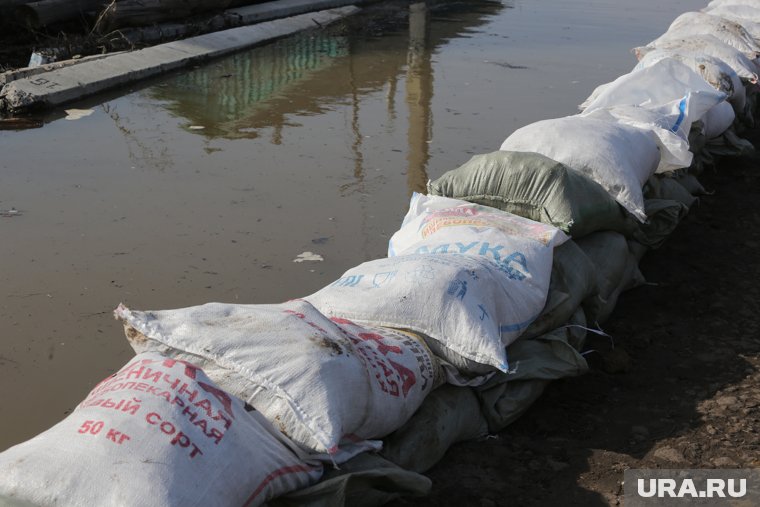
(117, 301, 442, 463)
(0, 352, 322, 507)
(309, 194, 568, 374)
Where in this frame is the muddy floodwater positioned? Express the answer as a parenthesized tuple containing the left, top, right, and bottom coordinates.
(1, 0, 705, 451)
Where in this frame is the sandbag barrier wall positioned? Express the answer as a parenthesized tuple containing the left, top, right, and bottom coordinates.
(277, 0, 760, 502)
(2, 0, 760, 506)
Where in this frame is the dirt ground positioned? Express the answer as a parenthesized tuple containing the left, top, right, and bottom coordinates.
(392, 134, 760, 506)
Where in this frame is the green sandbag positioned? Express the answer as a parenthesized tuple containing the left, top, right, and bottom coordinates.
(634, 199, 689, 249)
(522, 240, 599, 339)
(477, 311, 588, 433)
(270, 453, 431, 507)
(476, 379, 549, 434)
(626, 175, 693, 248)
(576, 231, 645, 324)
(380, 385, 488, 473)
(672, 172, 707, 196)
(644, 175, 697, 209)
(427, 150, 634, 238)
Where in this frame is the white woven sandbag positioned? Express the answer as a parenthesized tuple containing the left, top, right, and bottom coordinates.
(634, 34, 759, 83)
(703, 100, 736, 138)
(0, 352, 322, 507)
(500, 115, 660, 222)
(654, 12, 760, 55)
(309, 197, 566, 374)
(388, 194, 568, 259)
(581, 59, 727, 136)
(704, 5, 760, 39)
(635, 51, 745, 113)
(582, 104, 694, 173)
(707, 0, 760, 8)
(307, 253, 537, 374)
(117, 301, 440, 463)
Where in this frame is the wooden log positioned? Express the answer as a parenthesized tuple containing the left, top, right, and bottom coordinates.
(0, 0, 35, 8)
(99, 0, 233, 31)
(226, 0, 267, 7)
(14, 0, 110, 27)
(0, 117, 43, 130)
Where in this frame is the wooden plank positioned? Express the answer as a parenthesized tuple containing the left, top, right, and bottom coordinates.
(0, 117, 43, 129)
(100, 0, 233, 30)
(15, 0, 110, 27)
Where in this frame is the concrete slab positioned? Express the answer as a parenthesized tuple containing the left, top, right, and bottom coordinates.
(0, 52, 127, 88)
(0, 5, 359, 113)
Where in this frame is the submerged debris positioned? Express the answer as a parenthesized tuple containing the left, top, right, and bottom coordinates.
(0, 208, 21, 217)
(0, 118, 42, 130)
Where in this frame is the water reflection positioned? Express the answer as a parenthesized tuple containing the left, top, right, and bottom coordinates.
(150, 34, 350, 140)
(148, 0, 503, 190)
(406, 1, 433, 195)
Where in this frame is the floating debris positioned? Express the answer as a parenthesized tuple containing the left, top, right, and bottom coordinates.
(64, 109, 94, 120)
(293, 251, 324, 262)
(188, 125, 205, 130)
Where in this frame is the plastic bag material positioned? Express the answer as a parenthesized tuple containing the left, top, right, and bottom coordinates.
(654, 12, 760, 56)
(381, 385, 488, 473)
(634, 34, 759, 83)
(306, 248, 558, 374)
(270, 453, 431, 507)
(500, 115, 661, 222)
(576, 232, 646, 324)
(427, 150, 635, 238)
(117, 301, 442, 462)
(0, 352, 323, 507)
(635, 51, 746, 115)
(522, 240, 600, 339)
(703, 100, 737, 138)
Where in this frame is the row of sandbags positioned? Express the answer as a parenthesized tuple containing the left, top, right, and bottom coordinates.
(2, 1, 760, 506)
(274, 0, 760, 502)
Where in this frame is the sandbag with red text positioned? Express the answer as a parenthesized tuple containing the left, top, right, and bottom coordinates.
(117, 300, 442, 463)
(0, 352, 322, 507)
